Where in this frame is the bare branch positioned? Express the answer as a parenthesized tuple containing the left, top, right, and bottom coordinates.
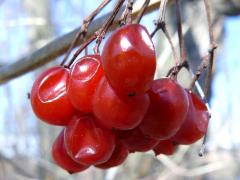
(175, 0, 187, 62)
(65, 34, 97, 68)
(214, 0, 240, 16)
(190, 54, 210, 90)
(61, 0, 111, 66)
(151, 0, 180, 66)
(94, 0, 125, 54)
(0, 0, 160, 85)
(203, 0, 217, 100)
(134, 0, 150, 24)
(119, 0, 134, 26)
(198, 0, 217, 157)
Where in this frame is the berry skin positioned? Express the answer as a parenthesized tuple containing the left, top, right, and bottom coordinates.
(140, 78, 189, 140)
(96, 140, 129, 169)
(51, 130, 89, 174)
(116, 127, 159, 153)
(102, 24, 156, 97)
(64, 114, 116, 166)
(30, 66, 75, 125)
(67, 54, 104, 113)
(153, 140, 177, 156)
(171, 91, 209, 145)
(93, 76, 150, 130)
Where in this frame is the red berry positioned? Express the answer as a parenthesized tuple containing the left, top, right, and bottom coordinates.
(51, 130, 89, 174)
(64, 114, 115, 165)
(171, 91, 209, 145)
(140, 78, 189, 140)
(93, 77, 150, 130)
(153, 140, 177, 156)
(96, 140, 129, 169)
(116, 127, 159, 152)
(67, 54, 103, 113)
(102, 24, 156, 97)
(30, 66, 75, 125)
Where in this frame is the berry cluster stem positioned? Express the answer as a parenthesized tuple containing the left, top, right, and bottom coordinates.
(203, 0, 217, 101)
(166, 61, 189, 77)
(94, 0, 125, 54)
(134, 0, 150, 24)
(60, 0, 111, 66)
(119, 0, 134, 26)
(175, 0, 187, 63)
(167, 0, 188, 77)
(189, 54, 210, 90)
(65, 0, 125, 67)
(198, 0, 217, 156)
(65, 35, 97, 68)
(151, 0, 180, 66)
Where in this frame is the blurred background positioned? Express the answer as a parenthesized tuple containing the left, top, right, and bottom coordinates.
(0, 0, 240, 179)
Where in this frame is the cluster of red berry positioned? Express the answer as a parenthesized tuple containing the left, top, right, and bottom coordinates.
(30, 24, 210, 174)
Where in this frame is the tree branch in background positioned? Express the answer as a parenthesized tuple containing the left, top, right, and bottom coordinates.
(0, 0, 160, 85)
(213, 0, 240, 16)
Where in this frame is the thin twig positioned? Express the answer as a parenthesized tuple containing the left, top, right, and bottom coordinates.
(192, 80, 212, 157)
(186, 60, 212, 156)
(60, 0, 111, 66)
(151, 0, 179, 65)
(65, 35, 97, 68)
(0, 0, 161, 84)
(159, 0, 168, 22)
(119, 0, 134, 26)
(160, 23, 179, 65)
(166, 60, 189, 77)
(203, 0, 217, 100)
(94, 0, 125, 54)
(156, 24, 190, 79)
(164, 0, 186, 77)
(66, 0, 125, 67)
(175, 0, 187, 62)
(84, 37, 89, 55)
(151, 0, 168, 37)
(189, 54, 210, 90)
(198, 0, 217, 156)
(134, 0, 150, 24)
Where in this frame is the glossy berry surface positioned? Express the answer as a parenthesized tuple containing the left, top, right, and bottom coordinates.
(93, 77, 150, 130)
(64, 114, 116, 165)
(171, 91, 209, 145)
(102, 24, 156, 97)
(116, 127, 159, 152)
(30, 66, 75, 125)
(68, 54, 103, 113)
(96, 140, 129, 169)
(51, 130, 89, 173)
(140, 78, 189, 140)
(153, 140, 177, 156)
